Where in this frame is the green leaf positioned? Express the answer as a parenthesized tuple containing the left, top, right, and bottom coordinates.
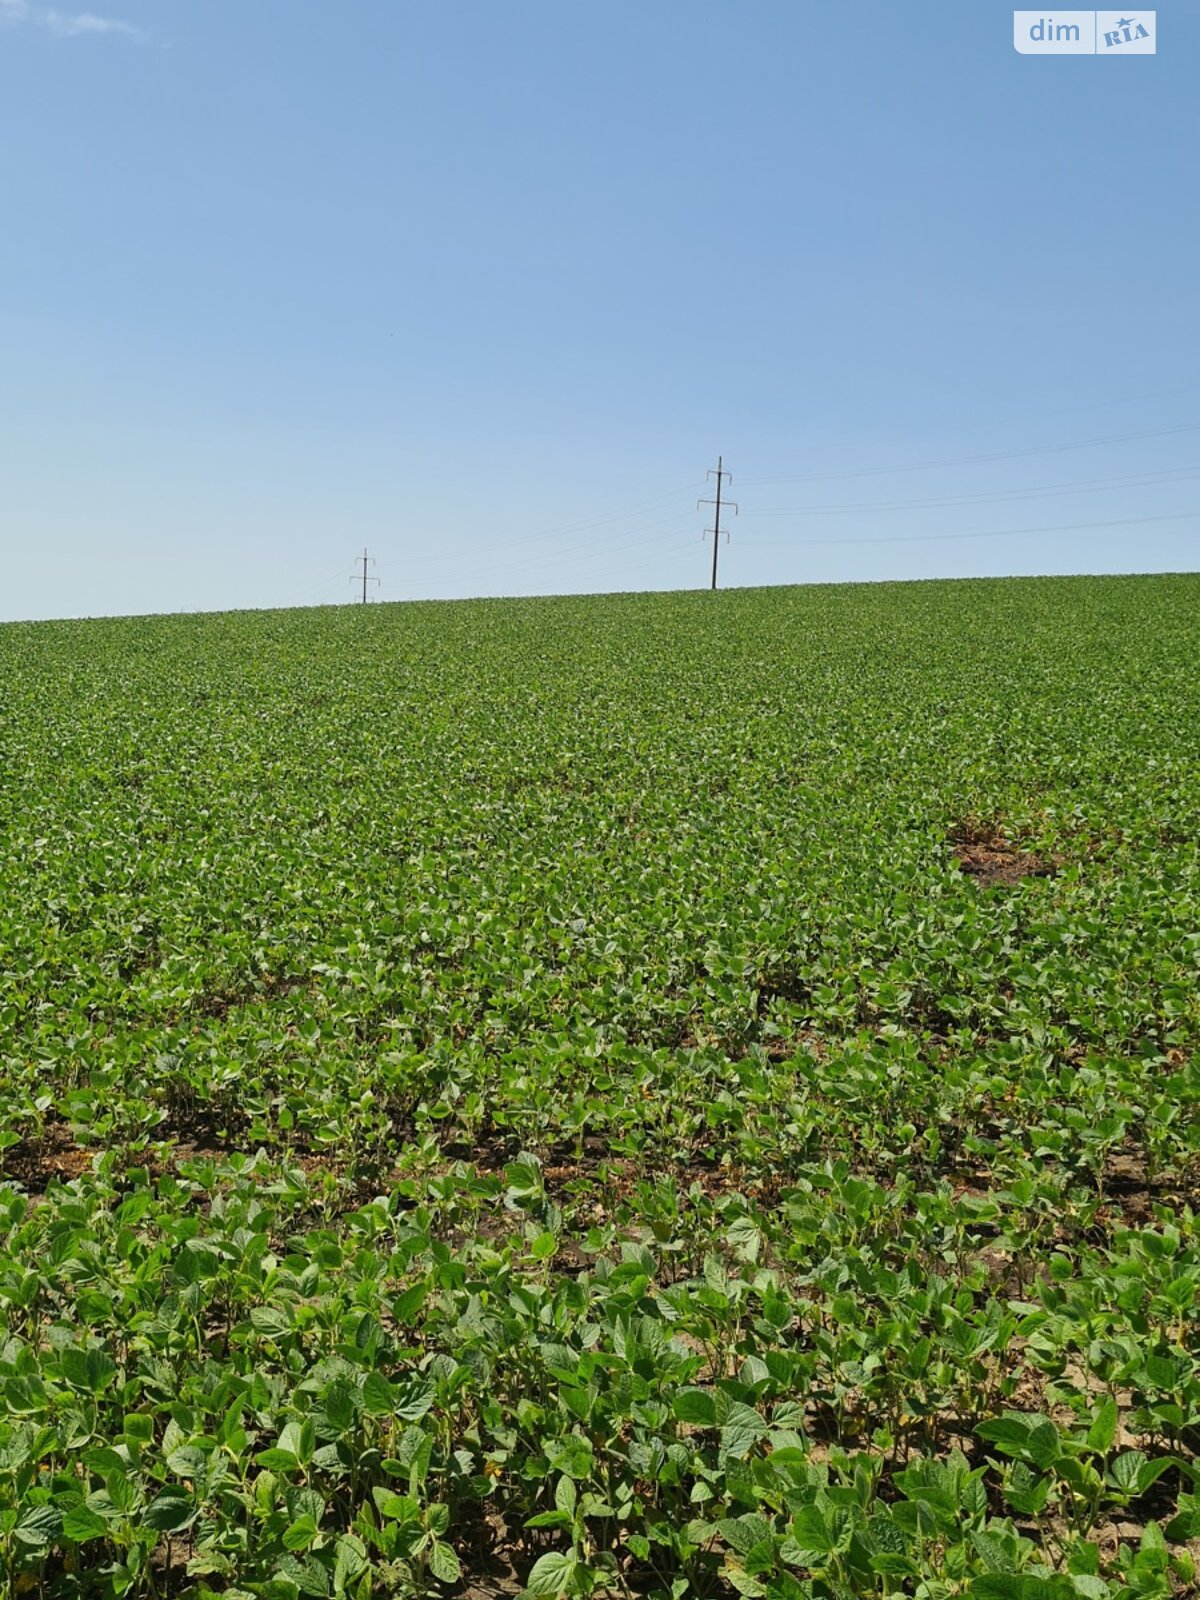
(526, 1551, 578, 1596)
(871, 1553, 919, 1577)
(105, 1468, 139, 1515)
(978, 1418, 1034, 1456)
(361, 1372, 394, 1415)
(525, 1510, 573, 1530)
(61, 1346, 118, 1395)
(15, 1503, 64, 1548)
(1109, 1450, 1150, 1493)
(334, 1533, 369, 1588)
(1086, 1396, 1118, 1454)
(780, 1503, 835, 1567)
(430, 1540, 461, 1584)
(251, 1306, 294, 1337)
(122, 1412, 153, 1446)
(725, 1567, 768, 1597)
(166, 1444, 207, 1479)
(283, 1514, 320, 1552)
(720, 1401, 767, 1460)
(673, 1388, 717, 1426)
(275, 1549, 333, 1596)
(969, 1579, 1077, 1600)
(143, 1487, 197, 1533)
(1026, 1421, 1063, 1470)
(391, 1284, 427, 1324)
(392, 1378, 435, 1421)
(1109, 1451, 1177, 1497)
(372, 1488, 420, 1523)
(1067, 1578, 1111, 1599)
(63, 1503, 110, 1543)
(1165, 1504, 1200, 1542)
(719, 1515, 773, 1556)
(278, 1418, 315, 1466)
(322, 1378, 358, 1434)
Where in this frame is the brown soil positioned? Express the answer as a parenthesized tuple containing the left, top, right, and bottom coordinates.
(440, 1127, 521, 1173)
(949, 819, 1059, 887)
(1094, 1144, 1196, 1224)
(154, 1098, 250, 1151)
(189, 972, 308, 1022)
(1, 1120, 93, 1192)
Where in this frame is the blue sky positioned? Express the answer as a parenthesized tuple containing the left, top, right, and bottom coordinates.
(1, 1, 1196, 619)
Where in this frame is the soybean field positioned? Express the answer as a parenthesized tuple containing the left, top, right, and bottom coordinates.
(1, 575, 1198, 1600)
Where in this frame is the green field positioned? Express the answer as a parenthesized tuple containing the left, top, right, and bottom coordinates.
(1, 575, 1198, 1600)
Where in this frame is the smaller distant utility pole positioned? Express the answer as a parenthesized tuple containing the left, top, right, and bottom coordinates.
(351, 548, 379, 603)
(698, 457, 737, 590)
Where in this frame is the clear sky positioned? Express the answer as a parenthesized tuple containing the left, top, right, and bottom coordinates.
(1, 1, 1196, 620)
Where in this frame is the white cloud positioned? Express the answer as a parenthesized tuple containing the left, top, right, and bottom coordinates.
(44, 9, 142, 36)
(0, 1, 144, 37)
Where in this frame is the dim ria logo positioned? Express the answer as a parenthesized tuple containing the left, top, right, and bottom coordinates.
(1013, 11, 1156, 53)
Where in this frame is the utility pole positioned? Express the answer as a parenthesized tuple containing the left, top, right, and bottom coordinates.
(698, 457, 738, 590)
(351, 548, 379, 603)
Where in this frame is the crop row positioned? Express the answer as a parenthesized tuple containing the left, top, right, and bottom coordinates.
(0, 577, 1197, 1597)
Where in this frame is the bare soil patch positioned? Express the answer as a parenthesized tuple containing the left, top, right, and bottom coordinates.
(155, 1096, 250, 1152)
(1, 1120, 92, 1193)
(189, 972, 308, 1022)
(949, 819, 1059, 888)
(1094, 1143, 1197, 1224)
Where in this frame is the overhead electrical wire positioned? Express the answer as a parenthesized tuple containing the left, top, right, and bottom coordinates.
(739, 510, 1198, 549)
(275, 481, 705, 605)
(401, 508, 700, 578)
(742, 464, 1200, 517)
(411, 480, 707, 564)
(739, 422, 1200, 486)
(273, 413, 1200, 607)
(406, 525, 698, 588)
(883, 380, 1198, 443)
(413, 535, 701, 599)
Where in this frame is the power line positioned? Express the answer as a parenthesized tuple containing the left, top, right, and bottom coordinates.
(889, 379, 1198, 444)
(351, 548, 379, 603)
(266, 570, 356, 611)
(411, 480, 707, 566)
(742, 463, 1200, 518)
(400, 507, 699, 577)
(740, 509, 1198, 549)
(401, 535, 701, 600)
(739, 421, 1200, 487)
(392, 518, 693, 590)
(699, 457, 737, 590)
(284, 425, 1198, 608)
(309, 578, 356, 606)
